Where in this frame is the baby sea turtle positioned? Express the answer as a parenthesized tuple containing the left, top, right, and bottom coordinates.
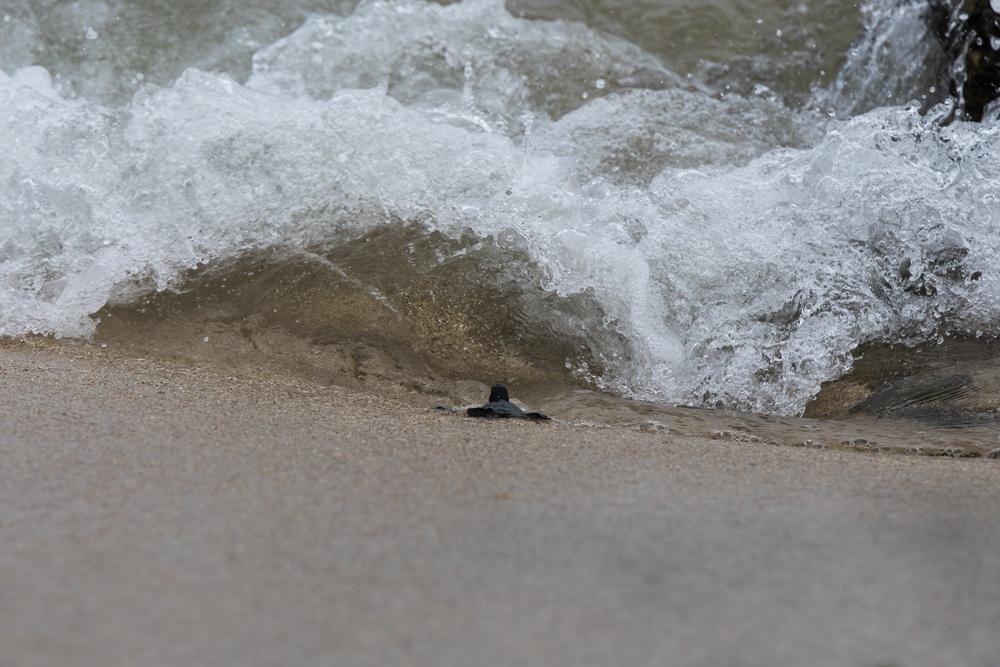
(467, 384, 550, 420)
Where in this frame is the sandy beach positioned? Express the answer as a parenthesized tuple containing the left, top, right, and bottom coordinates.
(1, 339, 999, 667)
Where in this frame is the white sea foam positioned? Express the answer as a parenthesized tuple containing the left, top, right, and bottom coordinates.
(2, 0, 999, 414)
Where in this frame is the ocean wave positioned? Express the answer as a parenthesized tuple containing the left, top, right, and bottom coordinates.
(3, 0, 999, 415)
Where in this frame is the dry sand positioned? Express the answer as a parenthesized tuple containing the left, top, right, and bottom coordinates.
(1, 340, 999, 667)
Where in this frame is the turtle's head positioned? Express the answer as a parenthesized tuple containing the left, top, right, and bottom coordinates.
(489, 384, 510, 403)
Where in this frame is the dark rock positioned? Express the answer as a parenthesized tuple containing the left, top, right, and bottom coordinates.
(957, 1, 1000, 120)
(933, 0, 1000, 120)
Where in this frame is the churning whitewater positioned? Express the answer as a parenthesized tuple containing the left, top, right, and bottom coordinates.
(2, 0, 1000, 415)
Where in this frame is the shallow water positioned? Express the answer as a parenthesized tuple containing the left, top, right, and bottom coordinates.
(3, 0, 1000, 446)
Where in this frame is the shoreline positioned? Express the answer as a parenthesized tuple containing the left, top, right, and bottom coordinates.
(18, 330, 1000, 459)
(2, 339, 999, 665)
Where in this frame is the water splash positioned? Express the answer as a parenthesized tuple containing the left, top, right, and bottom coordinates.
(3, 0, 1000, 416)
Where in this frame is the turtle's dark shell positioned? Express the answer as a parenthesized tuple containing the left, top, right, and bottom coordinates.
(466, 385, 550, 420)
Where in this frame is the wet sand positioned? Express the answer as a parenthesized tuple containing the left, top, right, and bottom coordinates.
(1, 339, 999, 667)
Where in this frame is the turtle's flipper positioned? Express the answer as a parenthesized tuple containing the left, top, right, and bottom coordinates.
(523, 411, 551, 421)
